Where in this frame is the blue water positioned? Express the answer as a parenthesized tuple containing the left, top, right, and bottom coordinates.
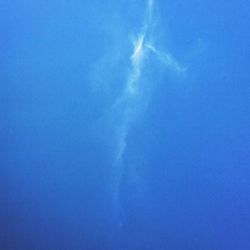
(1, 0, 250, 249)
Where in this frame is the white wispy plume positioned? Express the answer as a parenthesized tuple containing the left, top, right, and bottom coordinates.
(107, 0, 186, 209)
(114, 0, 185, 163)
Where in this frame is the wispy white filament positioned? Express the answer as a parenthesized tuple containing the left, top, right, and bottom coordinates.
(108, 0, 186, 210)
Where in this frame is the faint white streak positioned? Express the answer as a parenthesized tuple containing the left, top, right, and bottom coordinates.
(146, 44, 187, 73)
(147, 0, 154, 24)
(149, 0, 154, 11)
(116, 124, 128, 163)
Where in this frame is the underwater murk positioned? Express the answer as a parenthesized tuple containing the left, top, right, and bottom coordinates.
(0, 0, 250, 249)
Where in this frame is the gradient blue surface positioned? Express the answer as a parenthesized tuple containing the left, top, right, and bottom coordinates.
(1, 0, 250, 249)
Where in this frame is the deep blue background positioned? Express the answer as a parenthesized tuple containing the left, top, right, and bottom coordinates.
(1, 0, 250, 249)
